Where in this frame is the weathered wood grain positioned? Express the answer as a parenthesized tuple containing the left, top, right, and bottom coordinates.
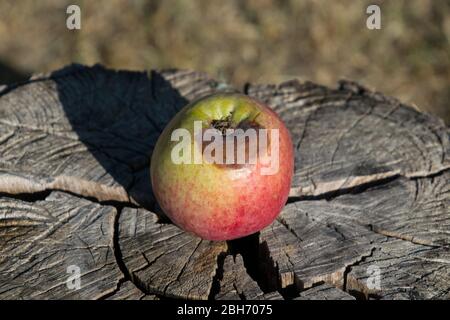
(0, 65, 448, 300)
(0, 65, 222, 207)
(106, 281, 157, 300)
(0, 191, 122, 299)
(247, 81, 450, 197)
(215, 254, 283, 300)
(346, 240, 450, 299)
(259, 203, 384, 290)
(324, 172, 450, 247)
(258, 172, 449, 297)
(118, 207, 228, 300)
(295, 283, 355, 300)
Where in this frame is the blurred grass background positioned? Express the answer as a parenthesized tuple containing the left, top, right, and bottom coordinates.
(0, 0, 448, 123)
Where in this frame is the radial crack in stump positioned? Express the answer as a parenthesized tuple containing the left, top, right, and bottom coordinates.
(0, 125, 132, 202)
(117, 207, 228, 300)
(247, 80, 450, 197)
(1, 65, 449, 300)
(0, 191, 122, 299)
(0, 65, 223, 207)
(323, 172, 450, 247)
(215, 254, 283, 300)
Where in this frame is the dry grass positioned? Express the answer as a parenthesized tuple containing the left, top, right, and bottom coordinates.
(0, 0, 448, 122)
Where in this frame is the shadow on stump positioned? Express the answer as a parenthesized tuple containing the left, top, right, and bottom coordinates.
(53, 65, 189, 214)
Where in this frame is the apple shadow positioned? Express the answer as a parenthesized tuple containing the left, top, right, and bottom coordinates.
(53, 64, 190, 217)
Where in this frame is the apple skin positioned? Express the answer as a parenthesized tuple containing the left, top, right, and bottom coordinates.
(150, 93, 294, 241)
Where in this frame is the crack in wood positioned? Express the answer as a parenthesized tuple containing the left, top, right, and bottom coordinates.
(342, 247, 378, 299)
(367, 224, 444, 248)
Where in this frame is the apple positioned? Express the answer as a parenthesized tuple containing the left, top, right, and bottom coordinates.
(150, 93, 294, 240)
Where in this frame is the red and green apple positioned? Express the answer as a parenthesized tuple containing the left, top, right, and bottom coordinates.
(151, 93, 294, 240)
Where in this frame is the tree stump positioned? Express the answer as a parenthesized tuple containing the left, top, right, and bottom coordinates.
(0, 65, 448, 300)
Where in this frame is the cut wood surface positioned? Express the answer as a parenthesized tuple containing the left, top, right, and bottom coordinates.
(215, 254, 283, 300)
(0, 64, 448, 300)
